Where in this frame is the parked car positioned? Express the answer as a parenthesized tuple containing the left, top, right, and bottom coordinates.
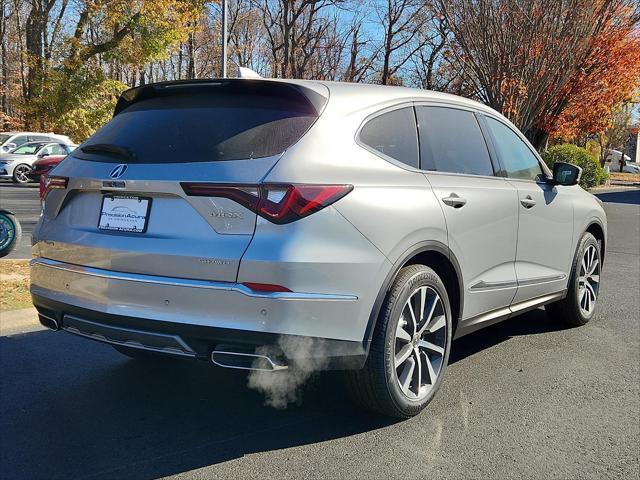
(606, 160, 640, 174)
(0, 132, 73, 153)
(0, 209, 21, 258)
(30, 79, 607, 418)
(621, 163, 640, 174)
(0, 142, 75, 183)
(29, 155, 68, 200)
(604, 149, 631, 164)
(30, 154, 67, 181)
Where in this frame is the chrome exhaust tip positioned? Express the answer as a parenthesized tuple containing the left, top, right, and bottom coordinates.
(211, 349, 288, 372)
(38, 313, 59, 331)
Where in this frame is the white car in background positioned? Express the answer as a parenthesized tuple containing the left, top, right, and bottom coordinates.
(604, 149, 631, 163)
(0, 132, 73, 154)
(0, 142, 76, 183)
(605, 149, 640, 174)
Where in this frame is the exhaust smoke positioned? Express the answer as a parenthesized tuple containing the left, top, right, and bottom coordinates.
(247, 336, 330, 409)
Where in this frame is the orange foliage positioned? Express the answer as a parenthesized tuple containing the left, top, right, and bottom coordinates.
(549, 18, 640, 140)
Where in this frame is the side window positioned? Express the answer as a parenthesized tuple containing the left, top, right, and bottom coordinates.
(40, 145, 54, 155)
(49, 144, 68, 155)
(29, 135, 50, 142)
(12, 135, 28, 146)
(416, 106, 494, 176)
(485, 117, 543, 181)
(360, 107, 419, 169)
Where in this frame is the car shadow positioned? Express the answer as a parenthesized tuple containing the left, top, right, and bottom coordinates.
(0, 307, 565, 479)
(450, 307, 569, 364)
(595, 189, 640, 205)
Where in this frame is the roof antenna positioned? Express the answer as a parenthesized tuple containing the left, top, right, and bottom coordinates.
(237, 67, 263, 79)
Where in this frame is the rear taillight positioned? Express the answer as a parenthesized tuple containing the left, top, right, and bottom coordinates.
(44, 176, 68, 199)
(181, 183, 353, 224)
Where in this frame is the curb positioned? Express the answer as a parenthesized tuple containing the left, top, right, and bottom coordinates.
(0, 307, 42, 336)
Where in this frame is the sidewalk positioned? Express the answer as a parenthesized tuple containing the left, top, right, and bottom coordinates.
(589, 183, 640, 192)
(0, 307, 42, 336)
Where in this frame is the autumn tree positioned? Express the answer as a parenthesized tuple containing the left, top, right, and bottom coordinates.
(20, 0, 204, 138)
(550, 17, 640, 142)
(437, 0, 640, 149)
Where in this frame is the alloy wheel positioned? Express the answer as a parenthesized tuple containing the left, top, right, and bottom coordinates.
(394, 285, 447, 400)
(14, 165, 30, 183)
(578, 244, 600, 316)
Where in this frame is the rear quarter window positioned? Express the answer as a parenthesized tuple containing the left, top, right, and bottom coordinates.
(75, 92, 319, 163)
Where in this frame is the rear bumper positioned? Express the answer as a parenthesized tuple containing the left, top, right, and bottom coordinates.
(32, 294, 366, 369)
(30, 258, 368, 368)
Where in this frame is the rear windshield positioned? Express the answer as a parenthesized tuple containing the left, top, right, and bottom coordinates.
(74, 92, 318, 163)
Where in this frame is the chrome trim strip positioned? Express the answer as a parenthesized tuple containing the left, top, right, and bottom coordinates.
(461, 306, 512, 328)
(455, 290, 567, 339)
(211, 350, 288, 372)
(31, 257, 358, 301)
(63, 326, 196, 357)
(470, 274, 566, 291)
(469, 279, 517, 291)
(509, 290, 566, 314)
(516, 274, 566, 287)
(38, 313, 59, 331)
(62, 314, 197, 357)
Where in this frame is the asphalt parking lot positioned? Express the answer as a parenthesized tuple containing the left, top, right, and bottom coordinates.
(0, 183, 638, 479)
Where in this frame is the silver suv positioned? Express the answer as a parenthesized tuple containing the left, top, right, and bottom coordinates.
(31, 79, 606, 418)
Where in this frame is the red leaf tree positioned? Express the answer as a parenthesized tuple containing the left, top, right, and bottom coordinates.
(548, 11, 640, 141)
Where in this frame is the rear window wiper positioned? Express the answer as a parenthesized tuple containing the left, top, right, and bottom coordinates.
(80, 143, 136, 161)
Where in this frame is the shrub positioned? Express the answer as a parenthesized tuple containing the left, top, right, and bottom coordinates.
(541, 144, 608, 189)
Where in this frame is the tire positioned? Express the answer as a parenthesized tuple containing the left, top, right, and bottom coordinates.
(0, 210, 22, 258)
(12, 164, 32, 184)
(346, 264, 453, 418)
(546, 232, 601, 326)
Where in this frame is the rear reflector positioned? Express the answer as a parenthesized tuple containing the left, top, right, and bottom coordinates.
(242, 282, 292, 293)
(181, 183, 353, 224)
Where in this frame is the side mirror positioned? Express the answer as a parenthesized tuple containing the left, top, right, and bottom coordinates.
(38, 152, 50, 158)
(551, 162, 581, 186)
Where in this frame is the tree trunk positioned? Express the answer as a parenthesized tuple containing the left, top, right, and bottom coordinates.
(187, 31, 196, 79)
(525, 127, 550, 152)
(0, 0, 7, 121)
(25, 2, 47, 128)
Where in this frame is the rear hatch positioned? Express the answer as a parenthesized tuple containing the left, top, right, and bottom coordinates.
(35, 80, 328, 282)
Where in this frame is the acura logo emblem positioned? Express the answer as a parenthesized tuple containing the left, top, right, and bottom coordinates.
(109, 164, 128, 179)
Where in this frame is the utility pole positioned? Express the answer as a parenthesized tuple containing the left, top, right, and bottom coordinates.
(221, 0, 228, 78)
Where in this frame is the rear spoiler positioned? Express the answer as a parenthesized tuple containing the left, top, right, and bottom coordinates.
(114, 79, 328, 117)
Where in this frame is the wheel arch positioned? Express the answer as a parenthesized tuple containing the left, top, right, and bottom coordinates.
(585, 220, 606, 265)
(362, 241, 463, 353)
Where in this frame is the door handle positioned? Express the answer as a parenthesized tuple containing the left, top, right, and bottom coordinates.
(520, 195, 536, 209)
(442, 193, 467, 208)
